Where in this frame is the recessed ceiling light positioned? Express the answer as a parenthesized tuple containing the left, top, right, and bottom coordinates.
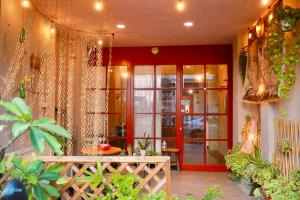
(184, 21, 194, 27)
(22, 0, 30, 8)
(94, 0, 104, 11)
(116, 24, 126, 29)
(262, 0, 269, 6)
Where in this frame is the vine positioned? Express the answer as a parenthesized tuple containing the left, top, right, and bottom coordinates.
(265, 6, 300, 99)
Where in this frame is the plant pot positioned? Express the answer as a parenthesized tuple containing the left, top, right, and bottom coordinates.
(140, 150, 146, 156)
(1, 179, 27, 200)
(281, 20, 294, 32)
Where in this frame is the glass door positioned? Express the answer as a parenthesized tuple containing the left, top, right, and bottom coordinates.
(181, 64, 229, 169)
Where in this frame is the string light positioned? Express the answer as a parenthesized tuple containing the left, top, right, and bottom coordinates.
(94, 0, 104, 11)
(98, 39, 103, 46)
(248, 28, 252, 39)
(22, 0, 30, 8)
(257, 83, 266, 96)
(256, 18, 264, 37)
(176, 0, 186, 12)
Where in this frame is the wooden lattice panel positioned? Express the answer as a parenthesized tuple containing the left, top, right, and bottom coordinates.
(15, 156, 171, 200)
(275, 120, 300, 177)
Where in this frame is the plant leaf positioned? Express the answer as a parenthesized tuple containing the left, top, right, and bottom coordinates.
(41, 184, 60, 198)
(0, 100, 23, 116)
(32, 118, 55, 126)
(29, 127, 45, 154)
(12, 121, 30, 137)
(38, 123, 70, 138)
(27, 174, 39, 185)
(43, 131, 63, 156)
(44, 164, 64, 174)
(0, 114, 20, 121)
(12, 97, 32, 117)
(40, 172, 61, 181)
(56, 177, 68, 185)
(27, 159, 45, 174)
(32, 184, 48, 200)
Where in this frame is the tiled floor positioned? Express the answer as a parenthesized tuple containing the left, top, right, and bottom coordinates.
(171, 171, 255, 200)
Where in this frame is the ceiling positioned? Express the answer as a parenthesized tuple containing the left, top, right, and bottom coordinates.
(31, 0, 275, 47)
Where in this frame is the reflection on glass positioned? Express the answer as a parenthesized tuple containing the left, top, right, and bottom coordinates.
(108, 114, 126, 137)
(207, 90, 227, 113)
(206, 65, 228, 88)
(110, 139, 126, 149)
(183, 65, 204, 88)
(134, 139, 154, 151)
(134, 114, 154, 137)
(206, 141, 227, 165)
(182, 90, 204, 113)
(108, 90, 126, 113)
(183, 140, 204, 164)
(109, 66, 128, 89)
(156, 90, 176, 113)
(156, 65, 176, 88)
(156, 139, 176, 154)
(134, 65, 154, 88)
(134, 90, 154, 113)
(183, 116, 204, 139)
(156, 115, 176, 138)
(206, 116, 227, 139)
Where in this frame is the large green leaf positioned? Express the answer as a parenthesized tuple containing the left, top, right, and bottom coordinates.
(32, 118, 55, 126)
(27, 160, 45, 174)
(0, 114, 20, 121)
(43, 131, 63, 156)
(40, 172, 61, 181)
(56, 177, 68, 185)
(0, 100, 23, 116)
(27, 174, 39, 185)
(41, 184, 60, 198)
(44, 164, 64, 174)
(38, 123, 70, 138)
(12, 121, 30, 137)
(32, 184, 48, 200)
(12, 97, 32, 117)
(29, 127, 45, 154)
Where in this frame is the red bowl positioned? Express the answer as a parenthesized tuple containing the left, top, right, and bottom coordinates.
(97, 144, 111, 151)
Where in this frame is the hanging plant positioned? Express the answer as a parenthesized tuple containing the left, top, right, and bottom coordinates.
(278, 138, 292, 154)
(239, 48, 248, 83)
(265, 6, 300, 99)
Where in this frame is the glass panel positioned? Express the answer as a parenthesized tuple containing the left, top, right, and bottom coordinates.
(206, 116, 227, 139)
(134, 139, 154, 151)
(109, 66, 128, 89)
(156, 139, 176, 154)
(156, 90, 176, 113)
(182, 90, 204, 114)
(134, 90, 154, 113)
(183, 65, 204, 88)
(206, 141, 227, 165)
(134, 114, 154, 137)
(108, 90, 126, 113)
(183, 116, 204, 139)
(134, 65, 154, 88)
(156, 65, 176, 88)
(108, 114, 126, 137)
(156, 115, 176, 138)
(206, 64, 228, 88)
(207, 90, 227, 113)
(109, 139, 127, 149)
(183, 140, 204, 164)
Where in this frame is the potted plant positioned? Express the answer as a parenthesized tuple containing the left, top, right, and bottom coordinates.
(275, 6, 300, 32)
(138, 133, 150, 156)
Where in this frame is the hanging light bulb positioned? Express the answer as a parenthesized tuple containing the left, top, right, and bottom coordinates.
(256, 18, 264, 37)
(22, 0, 30, 8)
(248, 28, 252, 39)
(262, 0, 269, 6)
(95, 0, 104, 11)
(50, 23, 56, 34)
(176, 0, 186, 12)
(98, 39, 103, 46)
(257, 83, 266, 96)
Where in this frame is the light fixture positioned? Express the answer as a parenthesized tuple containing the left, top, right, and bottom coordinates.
(262, 0, 269, 6)
(50, 23, 56, 34)
(184, 21, 194, 27)
(257, 83, 265, 96)
(248, 134, 255, 141)
(188, 89, 193, 94)
(94, 0, 104, 11)
(97, 39, 103, 46)
(248, 28, 252, 39)
(176, 0, 186, 12)
(116, 24, 126, 29)
(121, 72, 129, 78)
(196, 74, 204, 81)
(256, 18, 264, 37)
(22, 0, 30, 8)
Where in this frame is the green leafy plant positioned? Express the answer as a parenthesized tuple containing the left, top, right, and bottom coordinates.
(276, 6, 300, 32)
(147, 150, 159, 156)
(138, 133, 151, 150)
(225, 144, 250, 178)
(76, 160, 103, 190)
(245, 147, 280, 186)
(202, 185, 222, 200)
(278, 138, 292, 154)
(0, 97, 70, 160)
(3, 155, 65, 200)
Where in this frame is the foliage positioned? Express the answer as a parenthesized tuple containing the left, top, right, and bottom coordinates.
(147, 150, 160, 156)
(0, 97, 70, 159)
(76, 160, 103, 190)
(239, 49, 248, 83)
(2, 155, 65, 200)
(202, 185, 222, 200)
(265, 5, 300, 99)
(225, 144, 250, 178)
(278, 138, 292, 154)
(245, 147, 280, 186)
(138, 133, 151, 150)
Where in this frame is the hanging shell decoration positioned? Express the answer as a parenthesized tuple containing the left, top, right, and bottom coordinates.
(19, 27, 26, 44)
(87, 45, 98, 67)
